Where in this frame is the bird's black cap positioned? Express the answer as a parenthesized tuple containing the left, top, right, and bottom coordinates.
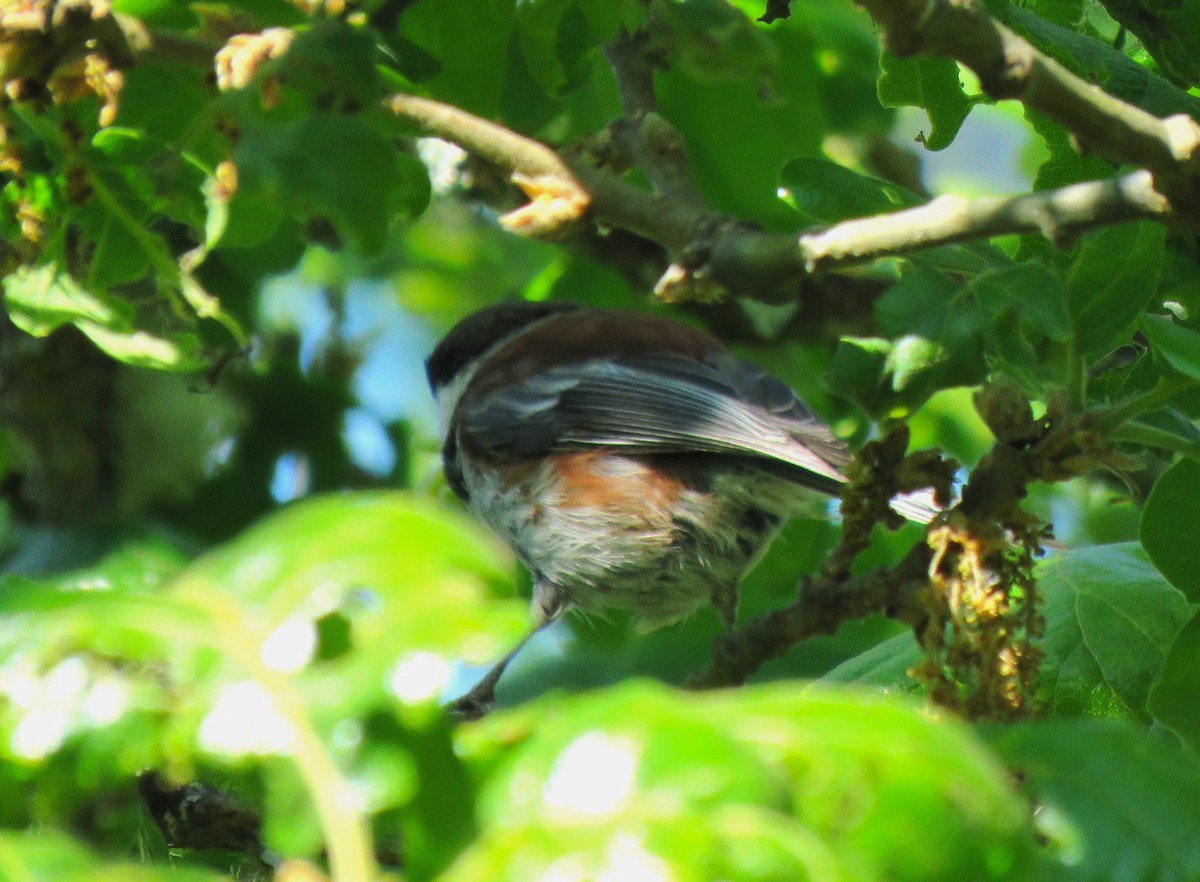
(425, 300, 583, 391)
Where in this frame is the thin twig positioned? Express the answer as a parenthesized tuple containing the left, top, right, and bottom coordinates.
(601, 30, 707, 208)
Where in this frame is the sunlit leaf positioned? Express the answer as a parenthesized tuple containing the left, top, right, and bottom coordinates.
(455, 683, 1042, 881)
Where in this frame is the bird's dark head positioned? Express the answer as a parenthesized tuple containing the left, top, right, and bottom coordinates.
(425, 300, 583, 395)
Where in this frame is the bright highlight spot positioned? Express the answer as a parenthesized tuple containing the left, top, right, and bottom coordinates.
(418, 137, 468, 193)
(542, 732, 640, 820)
(388, 651, 451, 704)
(199, 681, 295, 756)
(537, 856, 588, 882)
(81, 674, 131, 726)
(598, 831, 672, 882)
(4, 656, 132, 760)
(260, 618, 317, 673)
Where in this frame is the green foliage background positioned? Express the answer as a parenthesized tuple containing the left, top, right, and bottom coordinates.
(2, 0, 1200, 879)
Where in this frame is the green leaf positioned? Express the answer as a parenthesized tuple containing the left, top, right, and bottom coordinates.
(1142, 315, 1200, 383)
(985, 719, 1200, 882)
(779, 157, 918, 222)
(1024, 110, 1115, 191)
(823, 629, 922, 689)
(172, 491, 526, 710)
(1141, 457, 1200, 600)
(0, 830, 224, 882)
(115, 61, 211, 146)
(456, 683, 1040, 882)
(236, 113, 430, 253)
(1067, 222, 1167, 357)
(88, 212, 152, 289)
(1026, 0, 1085, 26)
(2, 264, 132, 336)
(1081, 0, 1200, 87)
(111, 0, 200, 28)
(76, 323, 207, 371)
(877, 52, 971, 151)
(514, 0, 635, 95)
(971, 262, 1071, 342)
(1039, 543, 1192, 717)
(723, 688, 1041, 881)
(1010, 7, 1200, 119)
(656, 18, 821, 224)
(1148, 610, 1200, 754)
(827, 336, 894, 417)
(864, 265, 991, 407)
(398, 0, 516, 116)
(886, 334, 948, 391)
(971, 262, 1071, 392)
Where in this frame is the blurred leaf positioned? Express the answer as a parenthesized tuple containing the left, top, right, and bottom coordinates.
(112, 0, 200, 27)
(77, 324, 207, 371)
(985, 718, 1200, 882)
(0, 830, 224, 882)
(1039, 543, 1191, 717)
(456, 683, 1041, 881)
(1148, 610, 1200, 755)
(515, 0, 637, 95)
(171, 491, 526, 716)
(1067, 222, 1167, 358)
(236, 113, 430, 254)
(652, 0, 777, 82)
(1026, 0, 1085, 26)
(877, 52, 971, 151)
(1141, 458, 1200, 600)
(115, 61, 213, 147)
(723, 688, 1041, 881)
(2, 264, 133, 337)
(397, 0, 516, 116)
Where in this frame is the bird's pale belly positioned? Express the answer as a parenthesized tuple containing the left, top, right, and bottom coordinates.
(460, 450, 800, 629)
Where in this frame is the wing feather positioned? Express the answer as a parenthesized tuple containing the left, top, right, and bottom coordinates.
(459, 353, 850, 491)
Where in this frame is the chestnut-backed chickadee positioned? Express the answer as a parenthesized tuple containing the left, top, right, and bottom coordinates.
(426, 300, 935, 711)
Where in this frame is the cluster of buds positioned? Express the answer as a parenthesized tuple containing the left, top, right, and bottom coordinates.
(0, 0, 130, 125)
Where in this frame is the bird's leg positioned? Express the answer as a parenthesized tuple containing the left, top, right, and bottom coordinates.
(445, 580, 564, 720)
(444, 624, 543, 720)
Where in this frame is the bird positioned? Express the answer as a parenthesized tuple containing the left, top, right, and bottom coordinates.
(426, 300, 936, 713)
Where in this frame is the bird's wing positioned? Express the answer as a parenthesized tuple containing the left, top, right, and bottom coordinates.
(458, 353, 851, 493)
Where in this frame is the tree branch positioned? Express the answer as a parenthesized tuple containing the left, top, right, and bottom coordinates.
(854, 0, 1200, 214)
(687, 546, 931, 688)
(798, 170, 1170, 270)
(387, 93, 1178, 299)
